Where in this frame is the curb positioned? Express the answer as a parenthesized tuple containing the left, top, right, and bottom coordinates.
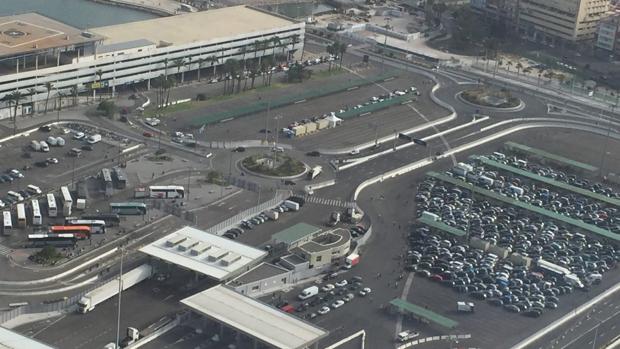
(455, 91, 525, 112)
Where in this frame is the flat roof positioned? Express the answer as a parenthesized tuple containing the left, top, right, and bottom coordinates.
(280, 253, 307, 265)
(504, 141, 598, 172)
(182, 285, 328, 349)
(299, 228, 351, 253)
(0, 326, 57, 349)
(139, 226, 267, 281)
(272, 223, 322, 245)
(91, 6, 297, 46)
(389, 299, 458, 329)
(427, 172, 620, 242)
(232, 262, 290, 285)
(0, 13, 102, 58)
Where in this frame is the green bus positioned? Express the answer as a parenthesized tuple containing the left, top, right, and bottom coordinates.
(110, 202, 147, 215)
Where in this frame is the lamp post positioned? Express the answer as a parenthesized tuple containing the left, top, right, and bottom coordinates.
(273, 115, 282, 167)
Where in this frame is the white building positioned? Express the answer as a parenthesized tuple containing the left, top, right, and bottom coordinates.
(0, 6, 305, 118)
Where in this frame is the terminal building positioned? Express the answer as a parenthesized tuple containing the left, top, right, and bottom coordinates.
(0, 6, 305, 118)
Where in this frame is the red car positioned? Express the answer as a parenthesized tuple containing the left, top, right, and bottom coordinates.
(430, 274, 444, 282)
(143, 132, 153, 138)
(280, 304, 295, 313)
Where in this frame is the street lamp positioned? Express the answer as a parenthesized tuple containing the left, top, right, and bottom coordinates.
(273, 115, 282, 167)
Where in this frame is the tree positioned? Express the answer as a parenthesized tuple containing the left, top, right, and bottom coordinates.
(289, 34, 301, 61)
(44, 82, 54, 114)
(27, 87, 37, 113)
(223, 59, 240, 94)
(8, 90, 24, 135)
(337, 42, 347, 68)
(97, 100, 117, 117)
(506, 61, 513, 72)
(207, 55, 218, 78)
(287, 64, 312, 82)
(515, 62, 523, 75)
(271, 36, 281, 60)
(555, 73, 566, 85)
(95, 69, 103, 100)
(70, 85, 79, 106)
(173, 58, 186, 83)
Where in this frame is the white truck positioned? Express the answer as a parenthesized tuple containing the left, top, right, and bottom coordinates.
(78, 264, 153, 313)
(283, 200, 300, 211)
(87, 134, 102, 144)
(30, 140, 41, 151)
(39, 141, 49, 152)
(396, 330, 420, 342)
(457, 301, 475, 312)
(298, 286, 319, 300)
(264, 210, 279, 220)
(307, 166, 323, 180)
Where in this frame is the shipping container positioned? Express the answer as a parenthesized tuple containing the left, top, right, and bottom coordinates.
(292, 125, 306, 137)
(305, 122, 317, 133)
(316, 119, 329, 130)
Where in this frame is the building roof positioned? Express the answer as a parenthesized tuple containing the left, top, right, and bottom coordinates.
(389, 299, 458, 329)
(504, 141, 598, 172)
(231, 262, 290, 285)
(0, 13, 102, 58)
(96, 39, 155, 54)
(272, 223, 322, 246)
(298, 228, 351, 253)
(139, 226, 267, 281)
(0, 326, 57, 349)
(280, 253, 307, 266)
(181, 285, 328, 349)
(91, 6, 297, 46)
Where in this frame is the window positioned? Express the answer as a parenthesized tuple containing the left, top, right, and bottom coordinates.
(316, 256, 322, 262)
(252, 285, 260, 291)
(281, 277, 287, 283)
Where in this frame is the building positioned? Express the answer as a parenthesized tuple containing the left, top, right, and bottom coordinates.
(271, 223, 323, 249)
(139, 226, 267, 282)
(293, 228, 352, 268)
(181, 285, 328, 349)
(470, 0, 519, 30)
(229, 262, 293, 297)
(0, 6, 305, 118)
(596, 14, 620, 54)
(517, 0, 610, 44)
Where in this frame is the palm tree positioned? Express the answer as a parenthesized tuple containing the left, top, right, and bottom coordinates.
(27, 87, 37, 114)
(505, 61, 513, 72)
(205, 55, 218, 78)
(70, 85, 79, 106)
(8, 90, 24, 135)
(173, 58, 185, 83)
(56, 91, 66, 123)
(197, 58, 205, 82)
(94, 69, 104, 100)
(337, 42, 347, 68)
(163, 57, 169, 78)
(44, 82, 54, 114)
(289, 34, 301, 61)
(271, 36, 281, 60)
(515, 62, 523, 75)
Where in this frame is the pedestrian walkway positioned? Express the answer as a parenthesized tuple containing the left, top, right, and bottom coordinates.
(0, 244, 13, 256)
(301, 195, 355, 208)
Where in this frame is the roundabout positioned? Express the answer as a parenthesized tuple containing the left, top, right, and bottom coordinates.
(239, 153, 308, 179)
(457, 87, 525, 112)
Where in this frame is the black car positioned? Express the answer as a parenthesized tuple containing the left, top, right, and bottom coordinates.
(232, 147, 246, 152)
(284, 180, 296, 186)
(82, 145, 94, 151)
(18, 190, 30, 199)
(306, 151, 321, 157)
(35, 161, 50, 168)
(39, 125, 52, 132)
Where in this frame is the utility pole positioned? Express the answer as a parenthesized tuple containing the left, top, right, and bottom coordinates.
(381, 17, 391, 73)
(187, 167, 192, 201)
(392, 129, 397, 151)
(115, 247, 124, 349)
(273, 115, 282, 167)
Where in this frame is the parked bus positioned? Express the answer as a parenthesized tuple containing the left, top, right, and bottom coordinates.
(149, 186, 185, 199)
(101, 168, 113, 197)
(110, 202, 147, 215)
(60, 186, 73, 216)
(113, 167, 127, 189)
(2, 211, 12, 236)
(28, 233, 77, 247)
(81, 213, 120, 226)
(31, 199, 42, 226)
(47, 193, 57, 218)
(66, 219, 106, 234)
(16, 203, 26, 228)
(50, 226, 90, 239)
(7, 191, 23, 202)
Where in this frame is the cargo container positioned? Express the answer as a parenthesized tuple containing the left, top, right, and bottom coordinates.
(305, 122, 317, 133)
(316, 119, 329, 130)
(345, 253, 360, 268)
(292, 125, 306, 137)
(264, 210, 279, 220)
(30, 140, 41, 151)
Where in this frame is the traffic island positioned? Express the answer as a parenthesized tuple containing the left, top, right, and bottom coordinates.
(240, 154, 308, 179)
(458, 87, 524, 111)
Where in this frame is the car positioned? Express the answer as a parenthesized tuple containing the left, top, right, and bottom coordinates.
(306, 151, 321, 157)
(321, 284, 335, 292)
(0, 200, 5, 208)
(416, 269, 431, 277)
(504, 304, 521, 313)
(35, 161, 49, 168)
(81, 145, 94, 151)
(331, 300, 345, 309)
(232, 147, 246, 152)
(8, 169, 23, 178)
(358, 287, 371, 296)
(335, 280, 348, 287)
(46, 158, 59, 164)
(73, 132, 85, 140)
(307, 312, 317, 319)
(488, 298, 504, 306)
(343, 293, 354, 302)
(284, 180, 296, 186)
(39, 125, 52, 132)
(143, 132, 153, 137)
(545, 302, 558, 309)
(18, 190, 30, 199)
(1, 175, 13, 182)
(349, 149, 360, 155)
(524, 308, 543, 317)
(317, 306, 330, 315)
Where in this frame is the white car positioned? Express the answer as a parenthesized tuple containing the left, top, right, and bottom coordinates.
(349, 149, 360, 155)
(394, 90, 406, 96)
(321, 284, 335, 292)
(73, 132, 85, 140)
(0, 200, 5, 208)
(331, 300, 345, 309)
(9, 169, 23, 178)
(317, 306, 330, 315)
(335, 280, 348, 287)
(358, 287, 372, 296)
(46, 158, 59, 164)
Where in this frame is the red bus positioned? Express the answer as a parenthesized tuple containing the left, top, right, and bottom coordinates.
(50, 226, 91, 240)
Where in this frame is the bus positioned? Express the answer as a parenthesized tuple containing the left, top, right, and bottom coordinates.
(113, 167, 127, 189)
(2, 211, 12, 236)
(61, 186, 72, 216)
(110, 202, 147, 215)
(47, 193, 57, 218)
(66, 219, 106, 234)
(81, 213, 120, 226)
(31, 199, 42, 226)
(16, 203, 26, 228)
(101, 168, 113, 197)
(50, 226, 90, 239)
(28, 233, 77, 247)
(149, 186, 185, 199)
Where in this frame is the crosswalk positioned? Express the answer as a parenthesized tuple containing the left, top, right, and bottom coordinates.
(297, 195, 355, 208)
(0, 244, 12, 256)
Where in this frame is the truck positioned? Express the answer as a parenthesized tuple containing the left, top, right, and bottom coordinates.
(264, 210, 279, 221)
(30, 140, 41, 151)
(396, 330, 420, 342)
(298, 286, 319, 300)
(345, 253, 360, 269)
(457, 301, 475, 312)
(307, 166, 322, 180)
(39, 141, 49, 152)
(87, 134, 102, 144)
(77, 264, 153, 313)
(283, 200, 300, 211)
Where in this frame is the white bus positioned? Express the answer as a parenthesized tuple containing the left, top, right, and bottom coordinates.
(61, 186, 73, 206)
(16, 203, 26, 228)
(149, 185, 185, 199)
(66, 219, 106, 234)
(31, 199, 42, 226)
(47, 193, 57, 218)
(2, 211, 12, 235)
(7, 191, 23, 202)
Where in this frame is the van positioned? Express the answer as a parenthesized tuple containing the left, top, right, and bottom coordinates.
(283, 200, 300, 211)
(298, 286, 319, 300)
(7, 191, 23, 202)
(70, 148, 82, 157)
(397, 330, 419, 342)
(39, 141, 49, 152)
(272, 146, 284, 153)
(87, 134, 102, 144)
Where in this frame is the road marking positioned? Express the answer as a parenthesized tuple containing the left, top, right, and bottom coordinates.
(294, 99, 306, 104)
(31, 315, 66, 338)
(0, 244, 12, 256)
(228, 205, 236, 210)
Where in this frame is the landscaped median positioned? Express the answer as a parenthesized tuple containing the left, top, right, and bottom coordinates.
(190, 72, 397, 127)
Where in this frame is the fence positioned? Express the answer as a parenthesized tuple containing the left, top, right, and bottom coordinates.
(202, 190, 292, 236)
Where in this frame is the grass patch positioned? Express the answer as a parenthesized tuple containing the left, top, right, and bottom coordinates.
(204, 170, 226, 185)
(312, 67, 346, 78)
(143, 101, 193, 117)
(461, 88, 521, 108)
(29, 246, 63, 266)
(241, 154, 305, 177)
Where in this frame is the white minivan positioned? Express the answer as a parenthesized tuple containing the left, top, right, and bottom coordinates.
(298, 286, 319, 300)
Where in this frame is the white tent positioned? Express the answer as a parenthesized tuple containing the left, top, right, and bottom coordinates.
(326, 112, 343, 128)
